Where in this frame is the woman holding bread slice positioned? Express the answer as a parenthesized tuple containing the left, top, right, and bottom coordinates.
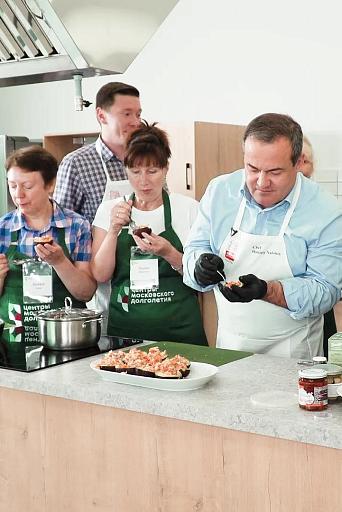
(0, 146, 96, 343)
(92, 122, 207, 345)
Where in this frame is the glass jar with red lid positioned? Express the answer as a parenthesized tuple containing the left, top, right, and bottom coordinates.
(298, 368, 328, 411)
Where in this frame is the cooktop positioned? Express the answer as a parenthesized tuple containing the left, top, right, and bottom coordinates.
(0, 334, 143, 373)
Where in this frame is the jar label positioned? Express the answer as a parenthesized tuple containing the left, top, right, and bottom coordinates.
(298, 386, 314, 405)
(314, 385, 328, 405)
(298, 384, 328, 406)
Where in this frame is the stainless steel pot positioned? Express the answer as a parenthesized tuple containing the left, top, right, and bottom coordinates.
(37, 297, 102, 351)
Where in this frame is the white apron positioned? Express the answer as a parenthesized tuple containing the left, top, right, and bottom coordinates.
(90, 138, 133, 333)
(95, 137, 133, 201)
(214, 175, 323, 358)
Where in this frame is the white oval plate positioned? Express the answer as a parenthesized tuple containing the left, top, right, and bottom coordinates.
(90, 360, 218, 391)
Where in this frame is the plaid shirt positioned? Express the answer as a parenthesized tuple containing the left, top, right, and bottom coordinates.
(53, 137, 127, 223)
(0, 200, 92, 261)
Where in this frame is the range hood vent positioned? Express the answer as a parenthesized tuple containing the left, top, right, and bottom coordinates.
(0, 0, 179, 87)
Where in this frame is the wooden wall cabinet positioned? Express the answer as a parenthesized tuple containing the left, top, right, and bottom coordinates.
(44, 132, 98, 163)
(160, 121, 245, 200)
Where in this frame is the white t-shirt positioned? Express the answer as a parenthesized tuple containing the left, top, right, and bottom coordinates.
(93, 193, 199, 245)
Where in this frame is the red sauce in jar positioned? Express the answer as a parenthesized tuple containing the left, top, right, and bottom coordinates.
(298, 368, 328, 411)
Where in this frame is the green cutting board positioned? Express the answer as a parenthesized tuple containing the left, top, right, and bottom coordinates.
(138, 341, 252, 367)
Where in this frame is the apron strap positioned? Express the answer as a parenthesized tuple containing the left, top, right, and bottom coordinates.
(233, 197, 246, 231)
(56, 227, 71, 258)
(162, 189, 172, 229)
(11, 230, 19, 243)
(95, 136, 110, 180)
(7, 229, 20, 259)
(232, 172, 247, 231)
(278, 173, 302, 236)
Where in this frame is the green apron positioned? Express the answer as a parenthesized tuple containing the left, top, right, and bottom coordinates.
(108, 191, 208, 345)
(0, 228, 86, 344)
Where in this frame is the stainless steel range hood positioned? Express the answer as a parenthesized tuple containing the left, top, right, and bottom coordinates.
(0, 0, 179, 87)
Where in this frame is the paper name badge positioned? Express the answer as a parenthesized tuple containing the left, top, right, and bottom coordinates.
(225, 249, 235, 262)
(130, 258, 159, 290)
(22, 260, 53, 304)
(23, 275, 53, 303)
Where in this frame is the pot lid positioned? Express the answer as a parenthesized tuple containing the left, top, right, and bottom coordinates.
(36, 297, 101, 321)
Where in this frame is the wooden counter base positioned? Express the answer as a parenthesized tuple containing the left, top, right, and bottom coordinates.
(0, 387, 340, 512)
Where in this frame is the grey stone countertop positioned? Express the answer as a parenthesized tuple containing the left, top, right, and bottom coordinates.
(0, 351, 341, 450)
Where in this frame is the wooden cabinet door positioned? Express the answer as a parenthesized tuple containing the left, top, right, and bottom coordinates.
(159, 122, 195, 198)
(195, 122, 245, 345)
(161, 121, 245, 200)
(44, 132, 98, 163)
(194, 121, 245, 199)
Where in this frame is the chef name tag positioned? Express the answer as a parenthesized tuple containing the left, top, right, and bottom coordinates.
(130, 247, 159, 291)
(224, 237, 239, 263)
(22, 260, 53, 304)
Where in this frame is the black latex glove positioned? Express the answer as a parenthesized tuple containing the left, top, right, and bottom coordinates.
(194, 253, 225, 286)
(218, 274, 267, 303)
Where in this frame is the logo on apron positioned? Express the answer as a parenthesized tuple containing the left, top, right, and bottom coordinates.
(9, 325, 23, 343)
(8, 303, 22, 326)
(117, 286, 130, 312)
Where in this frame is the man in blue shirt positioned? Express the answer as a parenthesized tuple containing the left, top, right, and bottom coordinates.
(183, 113, 342, 358)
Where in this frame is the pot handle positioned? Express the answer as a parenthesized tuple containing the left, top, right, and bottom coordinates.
(82, 316, 103, 328)
(64, 297, 73, 313)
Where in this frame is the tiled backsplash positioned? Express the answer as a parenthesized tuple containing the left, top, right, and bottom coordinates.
(315, 169, 342, 204)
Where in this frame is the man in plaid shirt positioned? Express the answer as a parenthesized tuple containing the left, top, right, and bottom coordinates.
(54, 82, 142, 223)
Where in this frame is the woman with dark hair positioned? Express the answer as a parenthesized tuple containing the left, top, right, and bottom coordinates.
(0, 146, 96, 343)
(91, 122, 207, 345)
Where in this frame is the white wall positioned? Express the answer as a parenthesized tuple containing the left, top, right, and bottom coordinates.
(1, 0, 342, 195)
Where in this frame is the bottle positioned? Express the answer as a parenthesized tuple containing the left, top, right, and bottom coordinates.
(313, 363, 342, 402)
(328, 332, 342, 366)
(298, 368, 328, 411)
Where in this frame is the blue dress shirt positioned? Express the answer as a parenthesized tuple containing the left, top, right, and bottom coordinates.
(183, 170, 342, 319)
